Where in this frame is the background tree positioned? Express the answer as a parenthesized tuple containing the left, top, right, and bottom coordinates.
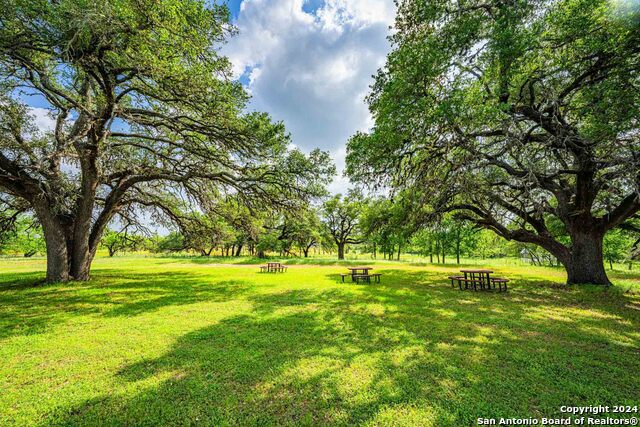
(603, 230, 632, 270)
(360, 198, 413, 260)
(254, 208, 324, 258)
(189, 194, 270, 257)
(321, 193, 363, 260)
(153, 232, 185, 254)
(216, 198, 263, 257)
(619, 218, 640, 269)
(0, 0, 333, 282)
(410, 229, 437, 263)
(433, 217, 478, 264)
(172, 213, 234, 257)
(0, 198, 23, 250)
(517, 242, 562, 267)
(100, 228, 144, 257)
(289, 208, 324, 258)
(0, 215, 46, 257)
(359, 200, 387, 259)
(254, 224, 281, 259)
(409, 218, 477, 264)
(475, 230, 510, 260)
(451, 220, 478, 264)
(347, 0, 640, 284)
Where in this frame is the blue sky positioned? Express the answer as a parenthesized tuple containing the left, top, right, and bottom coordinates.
(220, 0, 243, 18)
(220, 0, 330, 18)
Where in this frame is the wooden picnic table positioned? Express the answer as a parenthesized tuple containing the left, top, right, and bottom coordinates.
(260, 262, 288, 273)
(449, 269, 508, 292)
(460, 269, 493, 289)
(348, 266, 373, 273)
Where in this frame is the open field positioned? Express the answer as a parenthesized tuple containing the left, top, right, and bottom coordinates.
(1, 257, 639, 426)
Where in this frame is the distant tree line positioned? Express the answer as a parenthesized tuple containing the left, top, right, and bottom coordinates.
(3, 193, 637, 272)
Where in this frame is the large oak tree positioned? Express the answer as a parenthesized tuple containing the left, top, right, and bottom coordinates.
(347, 0, 640, 284)
(0, 0, 332, 282)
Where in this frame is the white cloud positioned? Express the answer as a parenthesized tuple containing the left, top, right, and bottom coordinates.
(317, 0, 395, 30)
(327, 145, 350, 194)
(225, 0, 395, 194)
(29, 107, 57, 133)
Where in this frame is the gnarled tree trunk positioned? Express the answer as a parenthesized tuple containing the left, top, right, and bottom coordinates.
(39, 221, 100, 283)
(34, 191, 107, 283)
(565, 229, 610, 285)
(34, 203, 70, 282)
(537, 222, 611, 286)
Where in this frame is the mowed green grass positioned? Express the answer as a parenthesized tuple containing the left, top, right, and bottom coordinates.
(1, 257, 639, 426)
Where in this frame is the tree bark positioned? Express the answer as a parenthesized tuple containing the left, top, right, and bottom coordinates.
(565, 230, 610, 285)
(337, 243, 345, 260)
(70, 151, 99, 281)
(70, 245, 95, 280)
(42, 223, 70, 282)
(34, 204, 70, 283)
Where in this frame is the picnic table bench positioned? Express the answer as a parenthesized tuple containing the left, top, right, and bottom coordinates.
(449, 269, 509, 292)
(259, 262, 288, 273)
(340, 267, 381, 283)
(352, 273, 381, 284)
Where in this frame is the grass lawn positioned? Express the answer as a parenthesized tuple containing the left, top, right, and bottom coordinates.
(1, 257, 639, 426)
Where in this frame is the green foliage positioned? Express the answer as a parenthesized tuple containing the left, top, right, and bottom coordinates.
(255, 227, 282, 258)
(153, 232, 184, 253)
(409, 217, 479, 263)
(284, 208, 325, 257)
(0, 216, 45, 257)
(321, 192, 365, 258)
(603, 229, 633, 269)
(475, 230, 511, 259)
(100, 229, 145, 257)
(360, 197, 413, 259)
(176, 213, 236, 256)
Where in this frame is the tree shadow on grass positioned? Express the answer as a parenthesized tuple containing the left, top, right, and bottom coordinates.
(45, 309, 458, 426)
(45, 271, 640, 426)
(0, 270, 257, 340)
